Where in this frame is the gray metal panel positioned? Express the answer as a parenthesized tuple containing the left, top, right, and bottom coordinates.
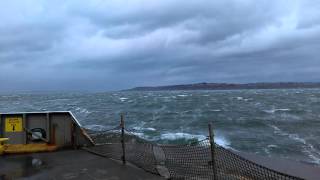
(50, 112, 72, 147)
(75, 128, 93, 146)
(22, 114, 27, 144)
(26, 113, 48, 143)
(64, 114, 72, 146)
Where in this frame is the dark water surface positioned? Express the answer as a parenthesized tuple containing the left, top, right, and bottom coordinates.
(1, 89, 319, 165)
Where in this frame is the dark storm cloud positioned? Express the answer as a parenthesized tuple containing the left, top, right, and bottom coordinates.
(1, 0, 320, 91)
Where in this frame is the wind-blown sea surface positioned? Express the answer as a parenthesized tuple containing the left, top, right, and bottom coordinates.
(0, 89, 319, 166)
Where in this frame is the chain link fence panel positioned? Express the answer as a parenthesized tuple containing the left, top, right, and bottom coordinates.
(85, 126, 303, 180)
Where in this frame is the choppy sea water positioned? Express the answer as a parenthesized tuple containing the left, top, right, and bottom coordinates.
(1, 89, 320, 166)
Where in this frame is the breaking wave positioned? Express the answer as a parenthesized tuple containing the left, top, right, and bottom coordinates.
(132, 126, 156, 131)
(264, 108, 291, 114)
(177, 94, 188, 97)
(119, 97, 128, 101)
(269, 125, 320, 164)
(84, 124, 108, 131)
(75, 107, 90, 114)
(159, 132, 230, 148)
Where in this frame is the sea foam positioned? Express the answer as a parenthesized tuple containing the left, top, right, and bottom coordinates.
(160, 132, 230, 148)
(119, 97, 128, 101)
(269, 124, 320, 164)
(75, 107, 90, 114)
(84, 124, 108, 131)
(132, 126, 156, 131)
(264, 108, 291, 114)
(177, 95, 188, 97)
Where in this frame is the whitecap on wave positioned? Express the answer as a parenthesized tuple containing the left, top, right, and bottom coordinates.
(119, 97, 128, 101)
(264, 108, 290, 114)
(177, 94, 188, 97)
(269, 124, 320, 164)
(160, 132, 206, 141)
(132, 126, 156, 131)
(75, 107, 91, 114)
(211, 109, 221, 112)
(160, 132, 231, 148)
(267, 144, 278, 148)
(235, 97, 252, 101)
(130, 132, 149, 139)
(84, 124, 108, 131)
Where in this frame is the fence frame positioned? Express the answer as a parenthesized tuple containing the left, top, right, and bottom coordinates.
(208, 123, 218, 180)
(120, 114, 126, 165)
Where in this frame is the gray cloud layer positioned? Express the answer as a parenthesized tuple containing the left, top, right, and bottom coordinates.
(1, 0, 320, 91)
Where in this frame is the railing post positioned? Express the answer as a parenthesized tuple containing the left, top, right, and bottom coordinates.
(208, 123, 218, 180)
(120, 114, 126, 165)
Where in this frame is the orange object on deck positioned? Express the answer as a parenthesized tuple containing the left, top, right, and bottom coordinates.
(3, 143, 58, 154)
(0, 138, 9, 155)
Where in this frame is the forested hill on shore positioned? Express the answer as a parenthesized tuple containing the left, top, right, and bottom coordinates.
(125, 82, 320, 91)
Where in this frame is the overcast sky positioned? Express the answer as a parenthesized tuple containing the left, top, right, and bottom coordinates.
(1, 0, 320, 91)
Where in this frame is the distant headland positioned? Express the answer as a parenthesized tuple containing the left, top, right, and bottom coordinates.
(125, 82, 320, 91)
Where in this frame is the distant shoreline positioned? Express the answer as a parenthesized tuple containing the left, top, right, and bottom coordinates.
(124, 82, 320, 91)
